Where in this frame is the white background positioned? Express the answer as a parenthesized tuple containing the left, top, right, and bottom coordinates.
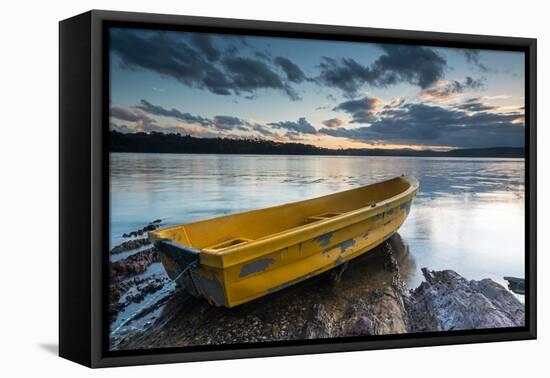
(1, 0, 547, 376)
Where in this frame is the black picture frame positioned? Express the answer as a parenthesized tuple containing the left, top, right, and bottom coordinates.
(59, 9, 537, 368)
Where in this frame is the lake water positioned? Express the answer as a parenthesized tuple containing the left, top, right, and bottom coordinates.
(110, 153, 525, 289)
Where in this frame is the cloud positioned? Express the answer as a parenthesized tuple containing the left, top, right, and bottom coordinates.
(221, 56, 300, 100)
(110, 106, 146, 122)
(135, 100, 255, 132)
(321, 102, 524, 148)
(317, 44, 447, 97)
(135, 99, 211, 126)
(109, 116, 215, 137)
(267, 117, 317, 134)
(274, 56, 307, 83)
(322, 118, 345, 128)
(455, 97, 499, 112)
(111, 29, 230, 95)
(111, 100, 319, 142)
(317, 57, 375, 97)
(110, 29, 302, 100)
(385, 98, 405, 109)
(459, 49, 489, 72)
(110, 121, 137, 134)
(213, 115, 245, 130)
(284, 131, 303, 141)
(333, 96, 382, 124)
(110, 106, 158, 130)
(419, 76, 485, 102)
(373, 45, 447, 88)
(190, 33, 220, 62)
(250, 123, 274, 136)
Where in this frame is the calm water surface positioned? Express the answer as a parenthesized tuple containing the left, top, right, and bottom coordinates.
(110, 153, 525, 289)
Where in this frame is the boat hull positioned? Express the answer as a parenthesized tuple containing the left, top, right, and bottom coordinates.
(152, 176, 418, 307)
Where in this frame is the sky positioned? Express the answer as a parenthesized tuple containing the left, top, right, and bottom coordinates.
(109, 27, 525, 150)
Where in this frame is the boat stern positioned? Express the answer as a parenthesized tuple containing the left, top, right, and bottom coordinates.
(153, 238, 229, 307)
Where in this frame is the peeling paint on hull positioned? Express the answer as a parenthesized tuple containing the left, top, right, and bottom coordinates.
(239, 258, 275, 278)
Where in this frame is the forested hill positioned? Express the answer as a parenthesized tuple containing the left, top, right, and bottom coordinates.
(109, 131, 525, 158)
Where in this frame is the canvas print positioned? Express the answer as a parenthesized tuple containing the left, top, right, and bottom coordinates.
(107, 27, 526, 351)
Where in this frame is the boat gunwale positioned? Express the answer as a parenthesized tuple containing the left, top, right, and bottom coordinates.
(214, 176, 417, 260)
(151, 175, 419, 266)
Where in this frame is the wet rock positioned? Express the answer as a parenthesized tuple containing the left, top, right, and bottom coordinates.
(304, 304, 340, 338)
(126, 278, 168, 304)
(110, 238, 151, 254)
(382, 244, 399, 272)
(109, 302, 126, 320)
(405, 268, 525, 332)
(111, 235, 525, 350)
(109, 275, 169, 325)
(109, 248, 160, 283)
(110, 279, 134, 304)
(344, 287, 409, 336)
(121, 220, 163, 238)
(329, 262, 348, 283)
(504, 276, 525, 295)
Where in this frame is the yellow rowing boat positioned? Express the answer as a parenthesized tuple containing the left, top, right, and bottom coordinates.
(150, 175, 419, 307)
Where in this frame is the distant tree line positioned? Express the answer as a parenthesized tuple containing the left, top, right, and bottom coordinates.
(109, 131, 525, 158)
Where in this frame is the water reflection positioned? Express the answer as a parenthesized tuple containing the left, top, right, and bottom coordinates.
(110, 153, 525, 288)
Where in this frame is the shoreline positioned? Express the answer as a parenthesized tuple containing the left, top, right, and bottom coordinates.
(108, 229, 524, 351)
(109, 131, 525, 159)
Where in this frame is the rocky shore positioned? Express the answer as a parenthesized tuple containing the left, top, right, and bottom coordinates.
(108, 223, 168, 324)
(109, 232, 524, 350)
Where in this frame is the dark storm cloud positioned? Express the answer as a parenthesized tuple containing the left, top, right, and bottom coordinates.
(460, 49, 489, 72)
(333, 96, 381, 124)
(317, 44, 447, 97)
(321, 102, 524, 148)
(267, 117, 317, 134)
(110, 29, 302, 100)
(274, 56, 307, 83)
(136, 100, 212, 126)
(322, 118, 345, 128)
